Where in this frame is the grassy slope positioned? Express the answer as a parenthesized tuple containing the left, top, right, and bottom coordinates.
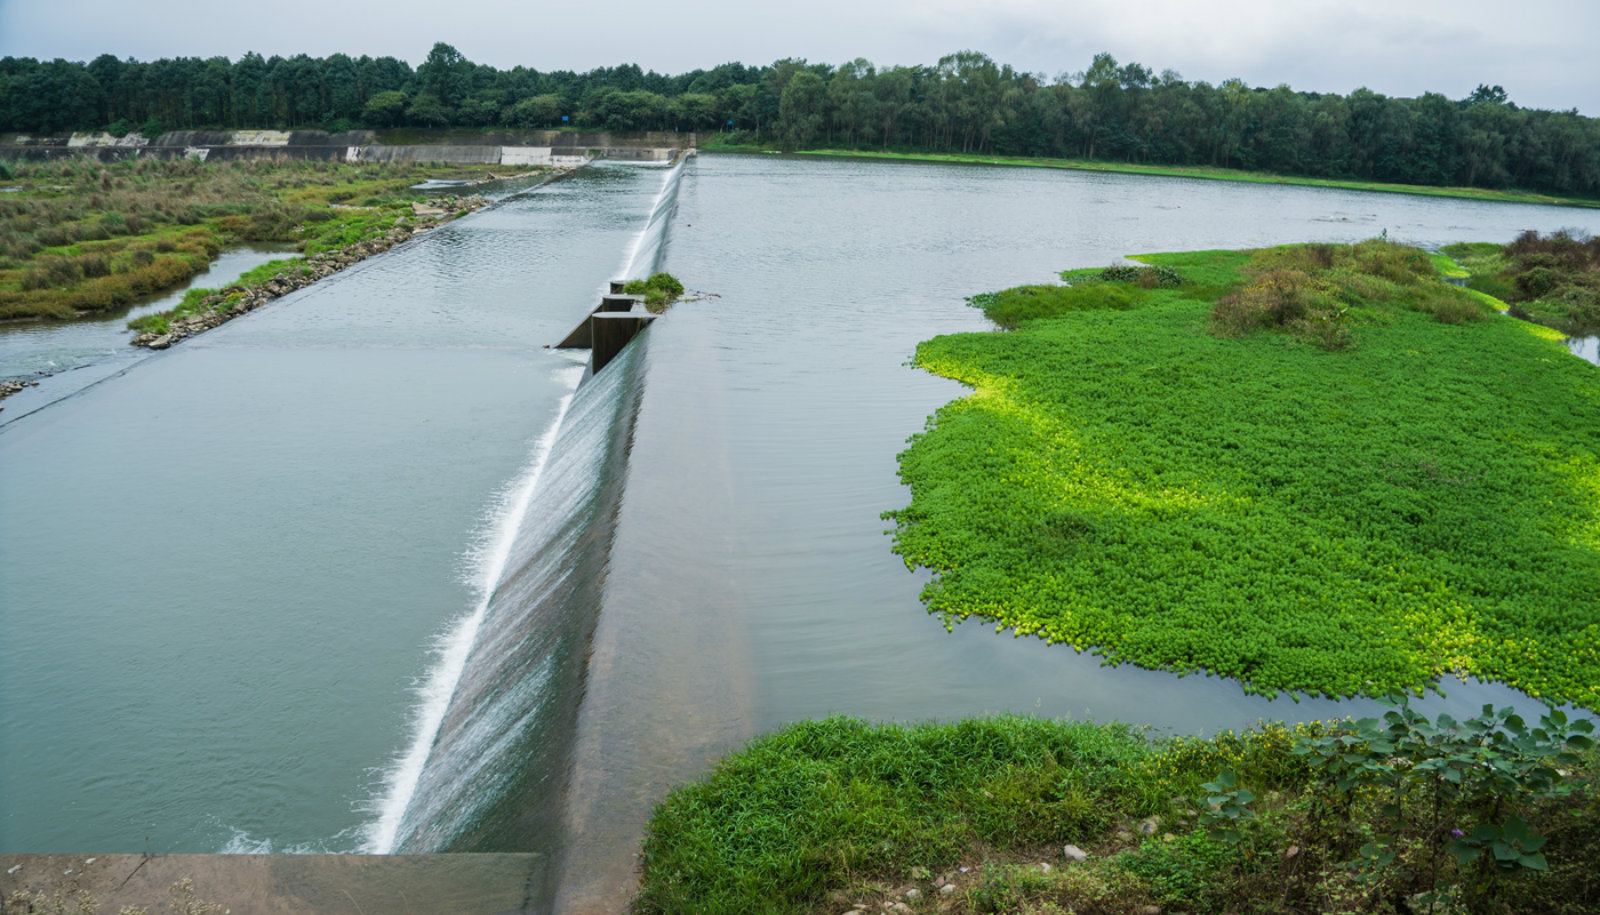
(884, 247, 1600, 708)
(699, 141, 1600, 209)
(636, 714, 1598, 914)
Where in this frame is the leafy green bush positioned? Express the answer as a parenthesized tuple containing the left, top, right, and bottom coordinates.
(1205, 694, 1596, 911)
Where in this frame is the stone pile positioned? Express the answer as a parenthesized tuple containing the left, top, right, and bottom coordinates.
(0, 378, 40, 409)
(131, 195, 490, 350)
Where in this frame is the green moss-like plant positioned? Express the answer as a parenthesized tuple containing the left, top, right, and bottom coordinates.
(886, 241, 1600, 708)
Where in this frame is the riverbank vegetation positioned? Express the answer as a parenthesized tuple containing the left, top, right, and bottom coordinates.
(882, 240, 1600, 710)
(3, 45, 1598, 198)
(1443, 231, 1600, 334)
(636, 706, 1597, 914)
(0, 156, 500, 321)
(776, 149, 1598, 209)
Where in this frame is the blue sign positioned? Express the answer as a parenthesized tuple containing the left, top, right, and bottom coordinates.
(561, 115, 569, 122)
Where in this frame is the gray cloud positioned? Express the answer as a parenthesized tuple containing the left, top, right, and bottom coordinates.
(1, 0, 1595, 113)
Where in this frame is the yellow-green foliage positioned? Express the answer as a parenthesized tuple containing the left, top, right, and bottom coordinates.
(887, 243, 1600, 708)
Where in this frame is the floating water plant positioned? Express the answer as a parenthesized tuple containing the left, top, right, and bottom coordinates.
(886, 241, 1600, 709)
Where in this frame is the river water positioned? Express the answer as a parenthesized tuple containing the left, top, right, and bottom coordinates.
(0, 245, 295, 417)
(3, 155, 1598, 898)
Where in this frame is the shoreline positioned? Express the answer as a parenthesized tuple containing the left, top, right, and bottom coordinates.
(706, 144, 1600, 209)
(129, 193, 490, 350)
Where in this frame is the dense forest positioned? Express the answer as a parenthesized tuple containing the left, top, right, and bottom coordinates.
(3, 43, 1598, 195)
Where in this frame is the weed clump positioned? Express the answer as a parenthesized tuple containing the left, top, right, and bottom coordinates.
(623, 271, 686, 313)
(1209, 238, 1490, 349)
(1463, 230, 1600, 334)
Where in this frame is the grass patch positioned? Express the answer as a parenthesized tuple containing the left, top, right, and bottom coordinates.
(885, 241, 1600, 708)
(623, 271, 687, 313)
(637, 712, 1599, 914)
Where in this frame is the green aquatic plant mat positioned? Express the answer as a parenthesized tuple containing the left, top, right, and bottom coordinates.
(887, 248, 1600, 708)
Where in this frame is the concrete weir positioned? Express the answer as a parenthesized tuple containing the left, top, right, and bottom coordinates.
(555, 288, 657, 375)
(0, 853, 542, 914)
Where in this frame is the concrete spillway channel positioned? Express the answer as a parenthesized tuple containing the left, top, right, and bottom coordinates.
(554, 284, 657, 376)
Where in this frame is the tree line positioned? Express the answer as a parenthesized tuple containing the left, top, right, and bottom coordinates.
(3, 43, 1598, 195)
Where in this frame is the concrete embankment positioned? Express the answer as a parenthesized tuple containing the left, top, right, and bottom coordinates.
(0, 128, 694, 165)
(1, 853, 542, 914)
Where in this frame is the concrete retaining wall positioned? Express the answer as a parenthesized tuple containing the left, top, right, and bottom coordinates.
(0, 853, 543, 915)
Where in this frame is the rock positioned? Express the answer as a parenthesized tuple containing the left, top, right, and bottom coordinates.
(1038, 862, 1051, 873)
(1140, 906, 1162, 915)
(905, 888, 920, 900)
(148, 334, 172, 349)
(939, 884, 955, 896)
(1137, 817, 1160, 835)
(1063, 844, 1089, 862)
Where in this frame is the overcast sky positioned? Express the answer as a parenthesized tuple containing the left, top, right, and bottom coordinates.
(3, 0, 1597, 115)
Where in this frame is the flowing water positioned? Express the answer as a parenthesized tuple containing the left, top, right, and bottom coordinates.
(3, 154, 1598, 907)
(0, 162, 671, 854)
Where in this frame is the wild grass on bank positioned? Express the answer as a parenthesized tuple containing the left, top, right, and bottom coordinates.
(0, 157, 498, 320)
(886, 240, 1600, 708)
(1445, 231, 1600, 335)
(636, 711, 1599, 914)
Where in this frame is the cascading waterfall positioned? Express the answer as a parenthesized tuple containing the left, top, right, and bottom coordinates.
(620, 156, 687, 280)
(362, 361, 585, 855)
(366, 157, 688, 877)
(381, 340, 649, 858)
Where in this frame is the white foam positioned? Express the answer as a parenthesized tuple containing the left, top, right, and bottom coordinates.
(360, 363, 585, 853)
(620, 158, 686, 281)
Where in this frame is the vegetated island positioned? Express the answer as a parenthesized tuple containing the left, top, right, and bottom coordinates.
(633, 240, 1600, 915)
(882, 239, 1600, 710)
